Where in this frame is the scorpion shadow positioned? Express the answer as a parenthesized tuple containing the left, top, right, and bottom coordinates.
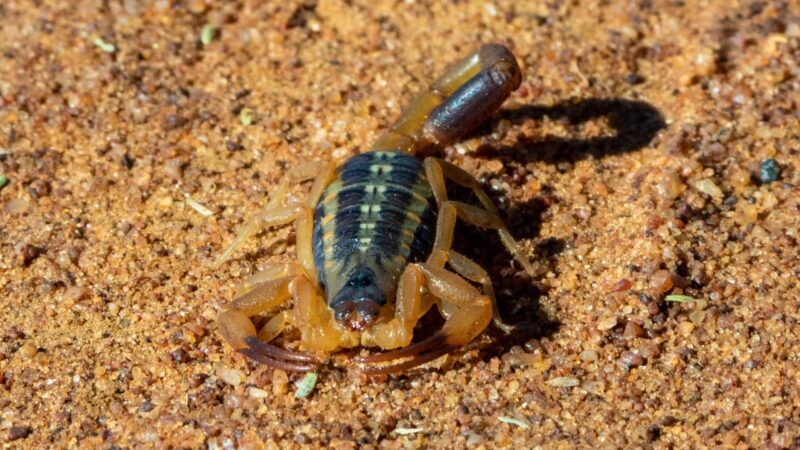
(453, 98, 666, 366)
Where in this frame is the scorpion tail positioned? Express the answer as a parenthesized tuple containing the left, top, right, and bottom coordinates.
(370, 43, 522, 156)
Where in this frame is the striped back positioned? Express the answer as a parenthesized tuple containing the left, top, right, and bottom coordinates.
(312, 151, 437, 306)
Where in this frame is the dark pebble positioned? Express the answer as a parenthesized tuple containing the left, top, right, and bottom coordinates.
(9, 426, 32, 441)
(620, 351, 646, 368)
(624, 321, 645, 338)
(759, 158, 780, 183)
(225, 140, 244, 151)
(647, 425, 662, 441)
(190, 373, 209, 388)
(612, 278, 633, 292)
(139, 399, 155, 413)
(171, 348, 191, 363)
(660, 416, 678, 426)
(164, 114, 188, 130)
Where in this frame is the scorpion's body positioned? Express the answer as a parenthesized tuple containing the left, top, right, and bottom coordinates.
(216, 44, 537, 374)
(313, 151, 437, 330)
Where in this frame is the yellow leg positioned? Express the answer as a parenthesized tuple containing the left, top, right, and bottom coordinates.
(214, 206, 302, 267)
(218, 270, 324, 372)
(424, 157, 536, 277)
(217, 275, 295, 349)
(235, 261, 307, 297)
(291, 276, 353, 352)
(361, 264, 434, 350)
(447, 250, 513, 333)
(214, 160, 333, 267)
(355, 261, 492, 373)
(428, 197, 520, 333)
(417, 263, 492, 346)
(294, 207, 318, 286)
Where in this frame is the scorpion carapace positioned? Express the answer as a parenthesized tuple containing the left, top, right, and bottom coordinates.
(216, 43, 536, 374)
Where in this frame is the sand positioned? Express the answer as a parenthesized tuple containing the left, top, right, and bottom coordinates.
(1, 0, 799, 448)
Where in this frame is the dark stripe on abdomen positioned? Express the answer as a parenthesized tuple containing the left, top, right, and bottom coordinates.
(312, 151, 437, 293)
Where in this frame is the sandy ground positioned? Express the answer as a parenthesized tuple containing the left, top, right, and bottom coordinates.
(1, 0, 799, 448)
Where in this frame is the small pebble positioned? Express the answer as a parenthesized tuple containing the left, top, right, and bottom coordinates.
(8, 426, 32, 441)
(678, 321, 695, 335)
(547, 376, 580, 387)
(4, 197, 30, 215)
(247, 387, 269, 399)
(170, 348, 190, 363)
(639, 342, 661, 359)
(694, 178, 724, 199)
(649, 270, 674, 295)
(223, 393, 242, 411)
(620, 351, 646, 368)
(65, 286, 90, 302)
(272, 369, 289, 395)
(759, 158, 780, 183)
(611, 278, 633, 292)
(216, 367, 243, 386)
(597, 316, 618, 331)
(580, 349, 598, 362)
(18, 342, 38, 359)
(624, 321, 646, 339)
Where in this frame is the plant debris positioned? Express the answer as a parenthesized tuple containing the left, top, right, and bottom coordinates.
(201, 24, 217, 46)
(92, 36, 116, 53)
(498, 416, 530, 429)
(392, 427, 424, 435)
(293, 372, 318, 399)
(183, 193, 214, 217)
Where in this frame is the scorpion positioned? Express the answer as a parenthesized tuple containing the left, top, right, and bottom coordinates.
(216, 44, 536, 374)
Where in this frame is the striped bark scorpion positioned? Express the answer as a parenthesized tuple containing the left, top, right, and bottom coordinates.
(216, 44, 536, 374)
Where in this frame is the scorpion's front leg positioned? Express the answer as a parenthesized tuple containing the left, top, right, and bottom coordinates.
(355, 260, 492, 374)
(356, 203, 506, 373)
(217, 266, 322, 372)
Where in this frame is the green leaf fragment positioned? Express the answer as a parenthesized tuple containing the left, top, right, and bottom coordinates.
(201, 24, 217, 46)
(92, 36, 116, 53)
(294, 372, 318, 398)
(0, 175, 8, 189)
(497, 416, 530, 429)
(240, 107, 255, 126)
(665, 294, 694, 303)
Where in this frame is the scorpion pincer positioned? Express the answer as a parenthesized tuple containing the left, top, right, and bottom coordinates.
(215, 44, 536, 374)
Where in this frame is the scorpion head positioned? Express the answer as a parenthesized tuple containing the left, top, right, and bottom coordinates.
(330, 266, 386, 332)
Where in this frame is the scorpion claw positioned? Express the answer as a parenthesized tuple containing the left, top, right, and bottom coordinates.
(239, 336, 321, 372)
(354, 333, 458, 374)
(357, 344, 458, 375)
(354, 333, 447, 363)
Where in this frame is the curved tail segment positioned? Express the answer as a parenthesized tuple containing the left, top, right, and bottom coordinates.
(371, 44, 522, 155)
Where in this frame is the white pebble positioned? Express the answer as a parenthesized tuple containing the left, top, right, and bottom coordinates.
(216, 367, 243, 386)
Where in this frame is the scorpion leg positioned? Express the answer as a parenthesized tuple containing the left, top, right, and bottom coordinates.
(214, 160, 332, 267)
(371, 43, 521, 154)
(217, 273, 322, 372)
(357, 201, 504, 371)
(291, 275, 351, 353)
(424, 157, 537, 277)
(235, 261, 306, 297)
(359, 264, 435, 351)
(447, 250, 514, 334)
(427, 201, 513, 332)
(356, 262, 491, 374)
